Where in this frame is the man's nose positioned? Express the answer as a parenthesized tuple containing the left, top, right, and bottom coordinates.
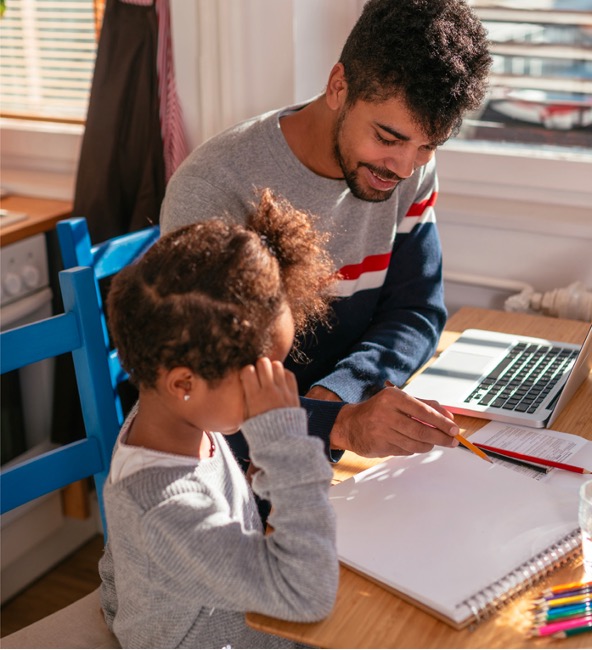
(384, 149, 417, 179)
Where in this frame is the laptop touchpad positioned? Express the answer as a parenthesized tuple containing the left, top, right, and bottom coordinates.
(424, 351, 494, 380)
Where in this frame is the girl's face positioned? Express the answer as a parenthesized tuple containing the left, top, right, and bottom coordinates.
(184, 306, 296, 435)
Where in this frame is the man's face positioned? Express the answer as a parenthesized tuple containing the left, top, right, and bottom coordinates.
(332, 94, 447, 202)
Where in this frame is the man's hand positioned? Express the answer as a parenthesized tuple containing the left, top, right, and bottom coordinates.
(308, 384, 459, 458)
(241, 357, 299, 420)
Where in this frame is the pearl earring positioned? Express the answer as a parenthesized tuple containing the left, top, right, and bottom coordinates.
(184, 394, 190, 402)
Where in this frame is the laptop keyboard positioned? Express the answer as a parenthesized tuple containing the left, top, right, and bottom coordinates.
(464, 343, 578, 413)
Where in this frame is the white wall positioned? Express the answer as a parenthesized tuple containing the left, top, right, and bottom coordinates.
(171, 0, 360, 148)
(436, 146, 592, 315)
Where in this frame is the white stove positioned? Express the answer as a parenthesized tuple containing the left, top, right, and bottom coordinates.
(1, 232, 53, 450)
(1, 231, 50, 304)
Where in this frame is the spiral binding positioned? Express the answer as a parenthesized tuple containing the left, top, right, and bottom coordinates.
(460, 529, 582, 625)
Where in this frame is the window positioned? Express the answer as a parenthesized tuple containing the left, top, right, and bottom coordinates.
(457, 1, 592, 153)
(0, 0, 104, 123)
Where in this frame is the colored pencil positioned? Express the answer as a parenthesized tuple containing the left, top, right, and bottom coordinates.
(537, 586, 592, 601)
(532, 593, 592, 608)
(528, 615, 592, 637)
(544, 580, 592, 595)
(540, 600, 592, 615)
(552, 622, 592, 639)
(473, 443, 591, 474)
(534, 603, 592, 623)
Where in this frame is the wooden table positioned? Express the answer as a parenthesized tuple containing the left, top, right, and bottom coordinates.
(247, 307, 592, 648)
(0, 195, 72, 246)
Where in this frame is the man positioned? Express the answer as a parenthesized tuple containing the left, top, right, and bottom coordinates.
(160, 0, 492, 462)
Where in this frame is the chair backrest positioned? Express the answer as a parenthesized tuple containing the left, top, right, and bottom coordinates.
(57, 217, 160, 423)
(0, 267, 121, 534)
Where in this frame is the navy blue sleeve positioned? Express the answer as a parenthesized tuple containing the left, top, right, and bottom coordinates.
(296, 221, 446, 458)
(308, 221, 447, 404)
(300, 397, 347, 462)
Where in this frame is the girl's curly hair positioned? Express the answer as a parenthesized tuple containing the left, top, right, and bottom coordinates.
(106, 189, 337, 388)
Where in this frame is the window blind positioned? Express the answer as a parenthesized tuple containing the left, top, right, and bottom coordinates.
(0, 0, 103, 123)
(461, 1, 592, 150)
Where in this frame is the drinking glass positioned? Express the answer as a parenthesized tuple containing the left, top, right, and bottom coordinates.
(579, 480, 592, 577)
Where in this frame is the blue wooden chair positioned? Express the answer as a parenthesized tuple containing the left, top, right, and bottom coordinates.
(0, 266, 121, 649)
(56, 217, 160, 424)
(0, 267, 119, 533)
(2, 221, 158, 648)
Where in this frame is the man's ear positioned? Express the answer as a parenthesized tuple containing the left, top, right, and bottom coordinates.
(325, 62, 348, 111)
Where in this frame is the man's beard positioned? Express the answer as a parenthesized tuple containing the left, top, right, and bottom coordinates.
(332, 114, 402, 203)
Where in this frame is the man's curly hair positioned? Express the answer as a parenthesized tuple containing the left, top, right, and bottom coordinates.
(106, 189, 337, 389)
(340, 0, 492, 140)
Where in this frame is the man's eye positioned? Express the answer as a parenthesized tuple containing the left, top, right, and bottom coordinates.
(376, 133, 397, 145)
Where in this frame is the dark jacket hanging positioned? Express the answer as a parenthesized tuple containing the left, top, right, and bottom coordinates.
(72, 0, 165, 242)
(54, 0, 166, 445)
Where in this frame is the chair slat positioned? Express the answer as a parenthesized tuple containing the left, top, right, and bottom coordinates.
(0, 312, 80, 373)
(0, 438, 104, 513)
(57, 217, 159, 435)
(91, 227, 159, 280)
(0, 267, 120, 535)
(56, 217, 94, 268)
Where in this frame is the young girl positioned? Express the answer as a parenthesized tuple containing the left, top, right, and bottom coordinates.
(99, 189, 339, 649)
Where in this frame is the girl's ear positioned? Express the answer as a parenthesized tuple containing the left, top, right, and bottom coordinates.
(325, 62, 348, 111)
(166, 367, 197, 403)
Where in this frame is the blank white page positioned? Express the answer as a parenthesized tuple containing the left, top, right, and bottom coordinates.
(329, 447, 578, 626)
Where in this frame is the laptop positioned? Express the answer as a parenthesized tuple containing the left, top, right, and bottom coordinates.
(404, 325, 592, 428)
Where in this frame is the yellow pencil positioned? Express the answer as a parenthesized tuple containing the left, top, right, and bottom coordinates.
(384, 380, 492, 464)
(455, 433, 493, 463)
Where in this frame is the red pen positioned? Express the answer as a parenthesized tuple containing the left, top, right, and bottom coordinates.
(473, 443, 591, 475)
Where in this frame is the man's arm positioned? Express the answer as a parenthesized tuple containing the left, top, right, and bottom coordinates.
(318, 219, 446, 401)
(300, 218, 458, 459)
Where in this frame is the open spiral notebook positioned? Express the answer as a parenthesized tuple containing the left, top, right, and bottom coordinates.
(329, 446, 581, 629)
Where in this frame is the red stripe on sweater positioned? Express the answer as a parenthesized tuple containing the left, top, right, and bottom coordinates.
(405, 191, 438, 217)
(339, 253, 392, 281)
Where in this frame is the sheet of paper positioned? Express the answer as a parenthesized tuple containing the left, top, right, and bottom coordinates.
(329, 446, 579, 626)
(470, 421, 592, 491)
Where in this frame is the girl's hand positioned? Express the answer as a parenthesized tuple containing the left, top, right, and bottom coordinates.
(240, 357, 299, 419)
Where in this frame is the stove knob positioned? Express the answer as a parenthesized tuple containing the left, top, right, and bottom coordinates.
(4, 271, 23, 297)
(22, 264, 41, 289)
